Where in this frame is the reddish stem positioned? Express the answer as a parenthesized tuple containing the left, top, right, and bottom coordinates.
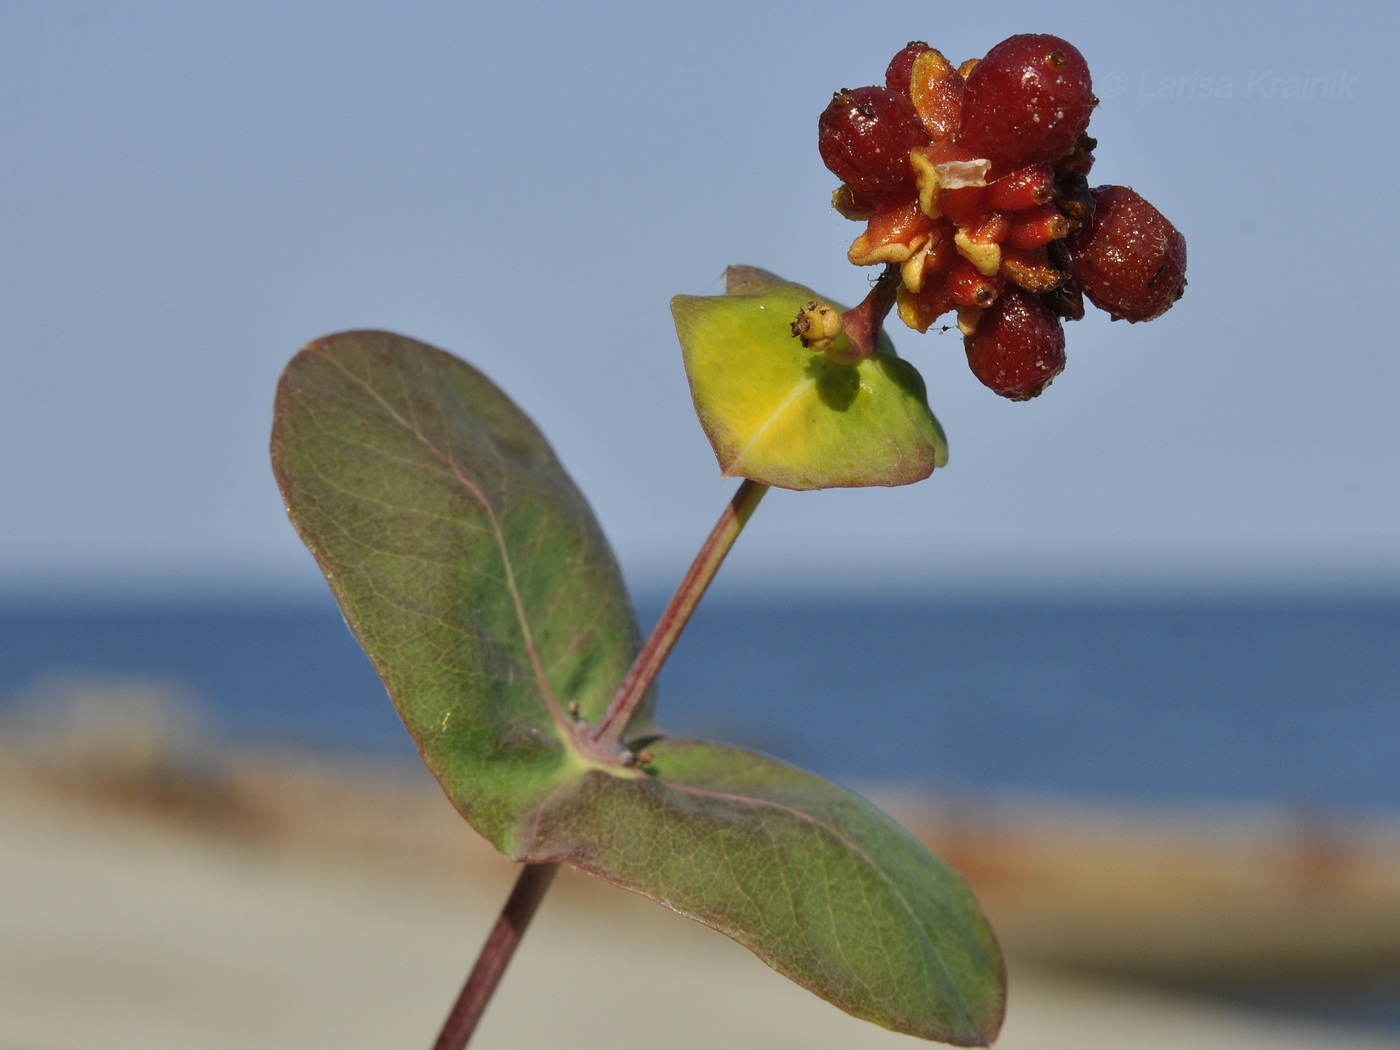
(589, 478, 768, 745)
(840, 263, 901, 359)
(434, 480, 770, 1048)
(432, 862, 559, 1050)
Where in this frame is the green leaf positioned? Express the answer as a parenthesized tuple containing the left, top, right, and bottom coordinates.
(673, 266, 948, 490)
(522, 739, 1006, 1046)
(271, 330, 1003, 1045)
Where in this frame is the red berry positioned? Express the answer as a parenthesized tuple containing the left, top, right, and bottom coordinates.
(956, 34, 1095, 173)
(947, 256, 1004, 308)
(1000, 245, 1063, 293)
(885, 41, 931, 95)
(1066, 185, 1187, 322)
(818, 86, 929, 205)
(964, 285, 1066, 400)
(1005, 203, 1070, 249)
(910, 139, 989, 222)
(985, 163, 1056, 211)
(937, 184, 987, 226)
(907, 47, 965, 141)
(896, 275, 956, 333)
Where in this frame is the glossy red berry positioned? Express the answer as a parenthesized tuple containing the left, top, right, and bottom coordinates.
(956, 34, 1095, 173)
(964, 285, 1066, 400)
(1005, 203, 1070, 249)
(1000, 245, 1063, 293)
(907, 47, 965, 141)
(985, 163, 1056, 211)
(820, 34, 1185, 400)
(885, 41, 931, 95)
(947, 256, 1004, 308)
(819, 87, 929, 206)
(1066, 185, 1187, 322)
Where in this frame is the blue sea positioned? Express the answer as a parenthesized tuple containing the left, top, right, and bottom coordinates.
(2, 591, 1397, 812)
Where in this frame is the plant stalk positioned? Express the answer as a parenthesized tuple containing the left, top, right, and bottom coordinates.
(432, 861, 559, 1050)
(840, 263, 900, 359)
(438, 479, 768, 1049)
(590, 477, 768, 744)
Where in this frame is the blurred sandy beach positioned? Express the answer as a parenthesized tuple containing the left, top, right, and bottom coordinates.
(5, 700, 1400, 1050)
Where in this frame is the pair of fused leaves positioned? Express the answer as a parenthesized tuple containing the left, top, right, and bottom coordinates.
(270, 271, 1000, 1045)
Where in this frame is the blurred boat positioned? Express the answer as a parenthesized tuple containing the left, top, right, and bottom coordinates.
(887, 791, 1400, 990)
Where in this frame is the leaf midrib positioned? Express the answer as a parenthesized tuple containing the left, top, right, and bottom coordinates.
(726, 372, 814, 473)
(660, 776, 981, 1033)
(321, 349, 573, 739)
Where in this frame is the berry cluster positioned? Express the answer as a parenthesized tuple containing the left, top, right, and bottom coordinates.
(817, 35, 1186, 400)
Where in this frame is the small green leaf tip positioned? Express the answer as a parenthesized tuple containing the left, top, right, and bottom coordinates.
(672, 266, 948, 491)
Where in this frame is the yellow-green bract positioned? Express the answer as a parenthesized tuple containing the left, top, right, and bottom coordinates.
(673, 266, 948, 490)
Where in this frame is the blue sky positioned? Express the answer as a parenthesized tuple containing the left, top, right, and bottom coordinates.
(2, 1, 1396, 600)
